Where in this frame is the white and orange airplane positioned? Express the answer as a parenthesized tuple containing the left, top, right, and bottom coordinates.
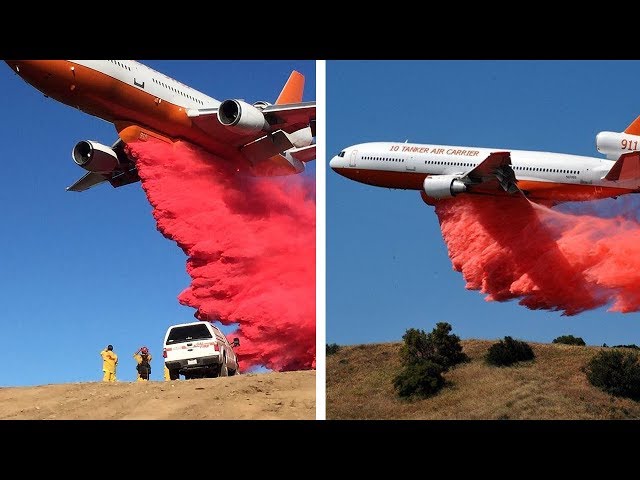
(330, 117, 640, 206)
(5, 60, 316, 192)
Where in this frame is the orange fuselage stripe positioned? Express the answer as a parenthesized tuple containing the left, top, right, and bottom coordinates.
(11, 60, 245, 165)
(333, 167, 635, 202)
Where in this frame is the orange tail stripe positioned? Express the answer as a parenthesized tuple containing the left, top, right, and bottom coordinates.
(624, 115, 640, 135)
(275, 71, 304, 105)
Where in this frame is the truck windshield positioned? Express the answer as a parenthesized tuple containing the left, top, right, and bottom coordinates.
(166, 324, 212, 344)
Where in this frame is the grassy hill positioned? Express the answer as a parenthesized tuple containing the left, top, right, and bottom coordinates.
(326, 340, 640, 419)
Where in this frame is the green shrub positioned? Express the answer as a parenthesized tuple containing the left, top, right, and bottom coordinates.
(393, 361, 445, 398)
(486, 336, 535, 366)
(552, 335, 586, 346)
(326, 343, 341, 356)
(399, 323, 468, 371)
(611, 344, 640, 350)
(585, 349, 640, 401)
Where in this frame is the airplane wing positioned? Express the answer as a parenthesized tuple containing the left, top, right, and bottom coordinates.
(287, 144, 316, 163)
(464, 151, 520, 194)
(185, 71, 314, 174)
(186, 101, 316, 147)
(67, 167, 140, 192)
(67, 139, 139, 192)
(261, 102, 316, 133)
(187, 102, 315, 170)
(66, 171, 109, 192)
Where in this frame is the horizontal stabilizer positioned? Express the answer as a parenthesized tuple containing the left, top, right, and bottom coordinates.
(604, 151, 640, 181)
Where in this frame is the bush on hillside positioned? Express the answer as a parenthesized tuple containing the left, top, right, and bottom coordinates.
(393, 360, 445, 399)
(552, 335, 586, 346)
(399, 323, 469, 371)
(611, 344, 640, 350)
(326, 343, 341, 355)
(486, 336, 535, 366)
(584, 349, 640, 401)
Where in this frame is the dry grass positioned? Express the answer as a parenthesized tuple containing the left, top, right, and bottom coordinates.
(326, 340, 640, 419)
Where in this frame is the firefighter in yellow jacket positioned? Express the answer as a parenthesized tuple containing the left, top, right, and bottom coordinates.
(100, 345, 118, 382)
(133, 346, 152, 381)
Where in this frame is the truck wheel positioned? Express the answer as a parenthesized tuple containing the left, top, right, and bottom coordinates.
(219, 361, 229, 377)
(169, 369, 180, 381)
(229, 362, 240, 376)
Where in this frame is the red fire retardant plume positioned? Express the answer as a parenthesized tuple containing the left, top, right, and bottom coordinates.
(434, 195, 640, 315)
(127, 140, 315, 372)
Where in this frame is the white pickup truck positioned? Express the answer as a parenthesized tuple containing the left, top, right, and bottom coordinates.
(163, 321, 240, 380)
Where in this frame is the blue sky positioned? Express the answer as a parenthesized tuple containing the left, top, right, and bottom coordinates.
(0, 60, 315, 386)
(327, 60, 640, 348)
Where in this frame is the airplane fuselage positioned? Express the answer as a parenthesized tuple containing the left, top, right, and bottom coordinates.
(6, 60, 246, 166)
(330, 141, 639, 202)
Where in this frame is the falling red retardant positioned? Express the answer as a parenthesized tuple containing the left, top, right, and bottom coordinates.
(434, 195, 640, 315)
(128, 140, 315, 372)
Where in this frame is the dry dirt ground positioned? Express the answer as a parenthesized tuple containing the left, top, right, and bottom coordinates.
(0, 370, 315, 420)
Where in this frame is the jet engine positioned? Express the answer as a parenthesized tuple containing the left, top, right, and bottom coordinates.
(217, 99, 267, 134)
(596, 131, 640, 158)
(423, 175, 467, 199)
(72, 140, 120, 173)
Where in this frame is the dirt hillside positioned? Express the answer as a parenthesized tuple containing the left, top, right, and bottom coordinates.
(0, 370, 315, 420)
(327, 340, 640, 419)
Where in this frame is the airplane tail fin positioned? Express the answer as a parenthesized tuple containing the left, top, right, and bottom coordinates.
(625, 115, 640, 135)
(275, 71, 305, 105)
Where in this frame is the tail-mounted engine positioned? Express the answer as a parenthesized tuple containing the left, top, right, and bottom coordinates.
(596, 131, 640, 159)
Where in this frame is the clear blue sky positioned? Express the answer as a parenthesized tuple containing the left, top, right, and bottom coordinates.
(0, 60, 315, 386)
(327, 60, 640, 348)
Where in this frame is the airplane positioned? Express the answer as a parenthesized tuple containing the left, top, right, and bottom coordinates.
(330, 116, 640, 206)
(5, 60, 316, 192)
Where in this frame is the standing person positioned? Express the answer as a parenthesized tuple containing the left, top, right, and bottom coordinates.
(133, 346, 152, 381)
(100, 345, 118, 382)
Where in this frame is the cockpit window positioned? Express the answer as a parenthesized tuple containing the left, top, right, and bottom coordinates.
(338, 151, 345, 157)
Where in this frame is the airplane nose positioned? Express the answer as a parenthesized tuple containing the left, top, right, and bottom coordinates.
(5, 60, 46, 75)
(329, 156, 340, 170)
(5, 60, 20, 73)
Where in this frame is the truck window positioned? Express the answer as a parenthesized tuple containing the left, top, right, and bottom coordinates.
(167, 324, 212, 344)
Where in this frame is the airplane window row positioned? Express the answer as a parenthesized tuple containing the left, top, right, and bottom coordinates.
(110, 60, 131, 72)
(513, 165, 579, 174)
(364, 156, 404, 162)
(421, 159, 580, 175)
(425, 160, 474, 167)
(151, 77, 204, 105)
